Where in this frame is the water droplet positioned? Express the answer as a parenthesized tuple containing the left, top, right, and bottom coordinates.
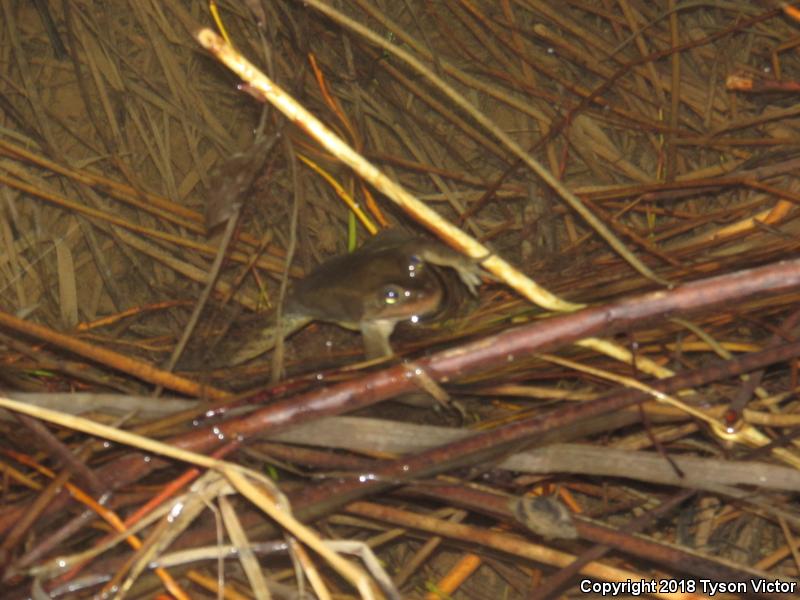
(168, 501, 185, 522)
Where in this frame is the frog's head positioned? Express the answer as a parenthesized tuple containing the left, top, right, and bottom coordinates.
(357, 252, 443, 323)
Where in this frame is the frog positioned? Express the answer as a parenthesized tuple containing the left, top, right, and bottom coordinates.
(225, 229, 483, 365)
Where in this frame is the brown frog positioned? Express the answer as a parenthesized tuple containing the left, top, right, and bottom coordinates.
(226, 229, 482, 365)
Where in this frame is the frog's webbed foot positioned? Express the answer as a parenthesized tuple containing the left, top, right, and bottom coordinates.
(223, 313, 312, 366)
(415, 245, 485, 296)
(360, 319, 396, 359)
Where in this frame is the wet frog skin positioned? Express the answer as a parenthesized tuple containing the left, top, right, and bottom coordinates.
(227, 229, 482, 365)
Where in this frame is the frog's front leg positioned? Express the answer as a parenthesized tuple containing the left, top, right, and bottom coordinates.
(359, 319, 396, 359)
(414, 244, 485, 296)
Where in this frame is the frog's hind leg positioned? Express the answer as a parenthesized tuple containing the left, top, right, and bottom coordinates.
(224, 314, 312, 366)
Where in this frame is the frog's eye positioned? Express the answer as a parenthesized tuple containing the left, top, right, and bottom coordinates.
(382, 284, 406, 305)
(408, 254, 425, 277)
